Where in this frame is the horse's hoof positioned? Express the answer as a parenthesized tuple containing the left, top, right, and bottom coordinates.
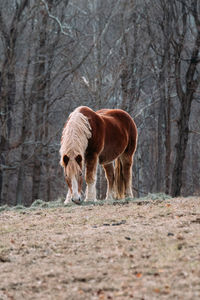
(85, 198, 97, 202)
(64, 199, 71, 205)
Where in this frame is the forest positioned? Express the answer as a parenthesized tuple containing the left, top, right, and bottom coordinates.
(0, 0, 200, 206)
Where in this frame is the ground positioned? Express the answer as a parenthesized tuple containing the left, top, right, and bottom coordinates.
(0, 195, 200, 300)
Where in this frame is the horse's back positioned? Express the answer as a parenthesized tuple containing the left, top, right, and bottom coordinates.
(97, 109, 136, 131)
(97, 108, 137, 146)
(96, 109, 137, 163)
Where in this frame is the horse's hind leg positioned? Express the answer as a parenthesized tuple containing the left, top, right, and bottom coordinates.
(102, 163, 115, 200)
(85, 154, 98, 201)
(121, 153, 133, 198)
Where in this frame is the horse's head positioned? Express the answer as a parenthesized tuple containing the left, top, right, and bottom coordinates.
(62, 154, 83, 204)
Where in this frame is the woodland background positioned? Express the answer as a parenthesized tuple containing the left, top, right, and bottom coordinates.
(0, 0, 200, 206)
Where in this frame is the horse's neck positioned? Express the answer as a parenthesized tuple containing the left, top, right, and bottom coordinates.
(61, 111, 91, 159)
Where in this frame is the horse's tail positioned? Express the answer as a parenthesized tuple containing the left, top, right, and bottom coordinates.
(114, 157, 125, 199)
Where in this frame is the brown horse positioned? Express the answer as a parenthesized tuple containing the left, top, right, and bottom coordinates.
(60, 106, 137, 204)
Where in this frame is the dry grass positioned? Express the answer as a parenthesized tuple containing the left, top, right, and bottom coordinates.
(0, 195, 200, 299)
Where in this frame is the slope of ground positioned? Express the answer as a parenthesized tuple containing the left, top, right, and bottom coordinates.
(0, 195, 200, 299)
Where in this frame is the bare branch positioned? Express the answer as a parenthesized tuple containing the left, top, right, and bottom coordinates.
(41, 0, 73, 38)
(189, 130, 200, 135)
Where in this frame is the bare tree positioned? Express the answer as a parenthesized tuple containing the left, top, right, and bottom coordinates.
(0, 0, 29, 204)
(171, 0, 200, 196)
(145, 0, 174, 193)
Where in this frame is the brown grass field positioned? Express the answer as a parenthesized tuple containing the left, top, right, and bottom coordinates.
(0, 195, 200, 299)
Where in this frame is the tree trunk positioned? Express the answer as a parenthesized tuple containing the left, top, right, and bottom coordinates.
(165, 87, 171, 195)
(164, 49, 172, 195)
(171, 98, 191, 197)
(16, 119, 29, 205)
(156, 68, 166, 192)
(31, 12, 48, 202)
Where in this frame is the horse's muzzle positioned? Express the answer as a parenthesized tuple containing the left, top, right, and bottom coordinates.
(71, 198, 83, 205)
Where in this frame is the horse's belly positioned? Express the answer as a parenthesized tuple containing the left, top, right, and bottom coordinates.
(99, 142, 127, 165)
(99, 153, 115, 164)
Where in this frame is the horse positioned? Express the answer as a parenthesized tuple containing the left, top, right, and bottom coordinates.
(59, 106, 138, 204)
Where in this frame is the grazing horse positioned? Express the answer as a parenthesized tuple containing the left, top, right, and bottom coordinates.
(59, 106, 137, 204)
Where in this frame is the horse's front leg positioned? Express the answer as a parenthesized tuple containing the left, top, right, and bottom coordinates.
(85, 154, 98, 201)
(64, 189, 71, 204)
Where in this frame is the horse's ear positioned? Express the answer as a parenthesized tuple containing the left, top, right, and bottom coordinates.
(63, 155, 69, 166)
(75, 154, 82, 166)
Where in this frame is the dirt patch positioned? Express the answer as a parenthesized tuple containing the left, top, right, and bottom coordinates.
(0, 196, 200, 299)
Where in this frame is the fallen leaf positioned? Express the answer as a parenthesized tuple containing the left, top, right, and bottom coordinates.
(153, 288, 160, 293)
(136, 272, 142, 278)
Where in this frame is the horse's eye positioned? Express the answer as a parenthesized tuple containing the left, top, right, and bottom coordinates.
(79, 171, 82, 177)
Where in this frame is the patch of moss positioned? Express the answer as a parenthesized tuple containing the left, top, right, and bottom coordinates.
(31, 199, 48, 208)
(0, 205, 10, 212)
(145, 193, 171, 201)
(14, 205, 25, 210)
(46, 199, 64, 208)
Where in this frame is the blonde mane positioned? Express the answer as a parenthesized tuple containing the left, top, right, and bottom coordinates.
(59, 108, 92, 166)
